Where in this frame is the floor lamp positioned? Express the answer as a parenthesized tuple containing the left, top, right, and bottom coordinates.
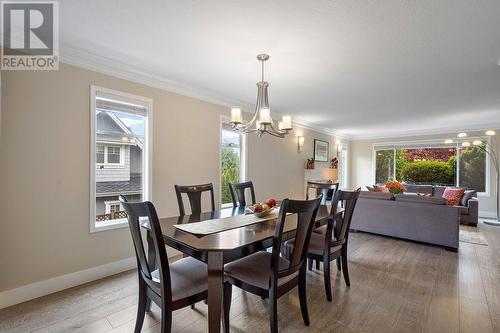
(456, 130, 499, 226)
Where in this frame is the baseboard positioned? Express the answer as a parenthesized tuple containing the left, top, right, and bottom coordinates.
(479, 211, 497, 219)
(0, 257, 136, 310)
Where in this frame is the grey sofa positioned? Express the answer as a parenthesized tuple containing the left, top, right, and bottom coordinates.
(351, 191, 460, 251)
(403, 184, 478, 226)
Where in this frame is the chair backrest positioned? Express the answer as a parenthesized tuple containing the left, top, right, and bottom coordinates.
(229, 181, 256, 207)
(174, 183, 215, 215)
(271, 196, 322, 283)
(119, 195, 172, 302)
(325, 188, 361, 248)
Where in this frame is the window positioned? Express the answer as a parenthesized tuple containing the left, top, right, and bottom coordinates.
(96, 144, 123, 166)
(338, 144, 348, 189)
(220, 120, 245, 206)
(373, 141, 487, 193)
(105, 201, 122, 214)
(90, 86, 152, 232)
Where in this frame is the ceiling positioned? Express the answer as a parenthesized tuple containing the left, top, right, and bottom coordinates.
(59, 0, 500, 139)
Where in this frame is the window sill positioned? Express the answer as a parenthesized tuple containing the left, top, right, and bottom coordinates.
(221, 203, 234, 209)
(91, 218, 128, 233)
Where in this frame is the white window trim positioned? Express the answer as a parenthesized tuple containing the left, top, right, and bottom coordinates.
(338, 143, 349, 189)
(104, 200, 123, 214)
(371, 138, 490, 195)
(96, 144, 125, 168)
(219, 115, 247, 208)
(90, 86, 153, 233)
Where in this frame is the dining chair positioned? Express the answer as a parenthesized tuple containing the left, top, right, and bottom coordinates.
(119, 195, 210, 333)
(229, 181, 256, 207)
(286, 189, 361, 302)
(174, 183, 215, 215)
(223, 196, 322, 333)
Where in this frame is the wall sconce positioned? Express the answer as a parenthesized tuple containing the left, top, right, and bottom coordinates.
(297, 136, 305, 152)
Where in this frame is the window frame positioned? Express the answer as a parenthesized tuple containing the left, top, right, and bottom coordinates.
(90, 86, 153, 233)
(219, 115, 247, 208)
(338, 143, 349, 189)
(96, 144, 125, 168)
(371, 138, 490, 195)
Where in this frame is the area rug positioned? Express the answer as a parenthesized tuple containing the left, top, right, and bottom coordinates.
(459, 225, 489, 246)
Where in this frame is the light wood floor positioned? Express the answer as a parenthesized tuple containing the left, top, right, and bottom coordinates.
(2, 222, 500, 333)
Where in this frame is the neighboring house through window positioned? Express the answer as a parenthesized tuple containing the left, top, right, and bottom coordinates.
(90, 86, 152, 232)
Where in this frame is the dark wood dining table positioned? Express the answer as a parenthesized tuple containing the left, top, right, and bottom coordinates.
(142, 204, 331, 333)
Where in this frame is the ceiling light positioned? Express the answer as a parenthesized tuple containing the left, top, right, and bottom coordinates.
(461, 141, 471, 147)
(486, 130, 496, 136)
(472, 140, 482, 146)
(457, 132, 467, 138)
(229, 54, 292, 138)
(444, 139, 453, 144)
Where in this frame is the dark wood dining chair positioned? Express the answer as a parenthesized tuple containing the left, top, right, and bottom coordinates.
(223, 196, 322, 333)
(119, 195, 210, 333)
(293, 189, 361, 301)
(174, 183, 215, 215)
(229, 181, 256, 207)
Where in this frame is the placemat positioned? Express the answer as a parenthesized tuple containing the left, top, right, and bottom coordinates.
(173, 211, 279, 236)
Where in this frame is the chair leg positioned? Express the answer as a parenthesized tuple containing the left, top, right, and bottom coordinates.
(145, 297, 152, 312)
(315, 260, 320, 270)
(336, 257, 341, 271)
(298, 266, 310, 326)
(135, 282, 147, 333)
(160, 300, 172, 333)
(307, 258, 313, 271)
(223, 283, 232, 333)
(191, 304, 195, 309)
(341, 247, 350, 286)
(269, 288, 278, 333)
(323, 260, 332, 302)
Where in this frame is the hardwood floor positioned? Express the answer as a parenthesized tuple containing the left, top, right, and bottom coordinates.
(2, 222, 500, 333)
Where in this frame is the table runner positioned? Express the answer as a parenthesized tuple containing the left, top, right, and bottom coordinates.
(173, 211, 280, 236)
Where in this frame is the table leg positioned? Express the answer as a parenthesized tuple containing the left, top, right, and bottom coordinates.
(207, 251, 224, 333)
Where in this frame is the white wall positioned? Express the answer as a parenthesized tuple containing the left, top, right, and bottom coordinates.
(0, 63, 345, 294)
(350, 131, 499, 215)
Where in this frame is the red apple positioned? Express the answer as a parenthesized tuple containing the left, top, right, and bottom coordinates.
(266, 198, 277, 208)
(253, 204, 263, 213)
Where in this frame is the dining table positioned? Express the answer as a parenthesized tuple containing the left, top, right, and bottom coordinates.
(142, 204, 331, 333)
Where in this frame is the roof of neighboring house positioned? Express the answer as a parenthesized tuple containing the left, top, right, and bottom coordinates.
(96, 173, 142, 196)
(96, 111, 143, 149)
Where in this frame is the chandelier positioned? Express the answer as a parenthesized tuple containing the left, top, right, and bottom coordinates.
(229, 54, 293, 138)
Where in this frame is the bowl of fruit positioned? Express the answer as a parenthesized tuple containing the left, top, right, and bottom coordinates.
(248, 198, 277, 218)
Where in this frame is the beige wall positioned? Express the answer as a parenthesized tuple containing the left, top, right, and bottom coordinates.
(0, 63, 343, 292)
(350, 131, 499, 214)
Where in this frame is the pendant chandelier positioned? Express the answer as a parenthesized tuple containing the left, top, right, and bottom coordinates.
(229, 54, 293, 138)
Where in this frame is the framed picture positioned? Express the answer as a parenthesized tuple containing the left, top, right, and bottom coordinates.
(314, 139, 329, 162)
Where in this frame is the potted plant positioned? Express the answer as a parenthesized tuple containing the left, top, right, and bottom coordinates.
(385, 181, 406, 195)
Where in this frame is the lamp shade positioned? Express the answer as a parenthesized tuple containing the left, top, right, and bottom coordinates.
(321, 168, 338, 181)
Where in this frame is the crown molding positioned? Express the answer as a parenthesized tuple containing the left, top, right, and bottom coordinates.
(59, 44, 254, 111)
(350, 121, 500, 141)
(59, 44, 344, 139)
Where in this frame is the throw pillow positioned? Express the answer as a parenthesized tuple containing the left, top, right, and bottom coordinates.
(373, 185, 389, 193)
(442, 187, 465, 206)
(460, 190, 476, 206)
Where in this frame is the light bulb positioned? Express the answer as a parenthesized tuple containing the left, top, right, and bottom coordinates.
(472, 140, 482, 146)
(486, 130, 496, 136)
(444, 139, 453, 144)
(458, 132, 467, 138)
(461, 141, 471, 147)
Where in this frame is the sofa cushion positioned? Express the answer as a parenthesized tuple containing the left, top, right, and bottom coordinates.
(403, 184, 434, 195)
(443, 187, 465, 206)
(460, 190, 477, 206)
(432, 186, 446, 198)
(359, 191, 394, 200)
(373, 185, 389, 193)
(395, 194, 447, 205)
(455, 205, 469, 215)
